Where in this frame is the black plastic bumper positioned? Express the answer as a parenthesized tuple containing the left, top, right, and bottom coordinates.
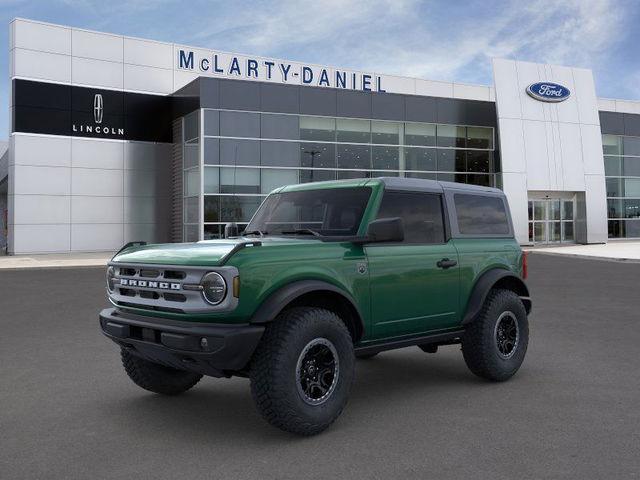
(99, 308, 264, 377)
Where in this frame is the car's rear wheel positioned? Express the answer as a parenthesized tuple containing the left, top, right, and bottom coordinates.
(250, 307, 355, 436)
(120, 349, 202, 395)
(461, 289, 529, 381)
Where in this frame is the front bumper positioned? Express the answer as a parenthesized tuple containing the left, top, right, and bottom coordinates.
(99, 308, 264, 377)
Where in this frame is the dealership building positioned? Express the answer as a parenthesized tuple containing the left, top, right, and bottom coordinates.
(3, 17, 640, 254)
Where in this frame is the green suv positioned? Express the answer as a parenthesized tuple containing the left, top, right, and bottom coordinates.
(100, 177, 531, 435)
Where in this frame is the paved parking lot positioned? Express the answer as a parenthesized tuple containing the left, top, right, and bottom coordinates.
(1, 254, 639, 479)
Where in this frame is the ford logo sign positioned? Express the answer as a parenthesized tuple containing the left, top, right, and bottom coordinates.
(526, 82, 571, 102)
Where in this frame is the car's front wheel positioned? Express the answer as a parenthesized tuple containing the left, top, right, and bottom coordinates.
(250, 307, 355, 436)
(461, 289, 529, 381)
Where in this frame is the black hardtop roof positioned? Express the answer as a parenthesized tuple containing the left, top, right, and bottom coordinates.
(377, 177, 504, 196)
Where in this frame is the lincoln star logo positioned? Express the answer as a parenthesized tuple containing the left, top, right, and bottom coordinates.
(119, 278, 181, 290)
(93, 94, 103, 124)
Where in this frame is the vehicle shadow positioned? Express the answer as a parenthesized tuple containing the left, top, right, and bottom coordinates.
(105, 348, 485, 443)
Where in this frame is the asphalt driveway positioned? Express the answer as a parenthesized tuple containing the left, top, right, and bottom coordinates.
(1, 254, 638, 479)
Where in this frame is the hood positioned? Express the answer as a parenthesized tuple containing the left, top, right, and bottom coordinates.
(112, 237, 321, 266)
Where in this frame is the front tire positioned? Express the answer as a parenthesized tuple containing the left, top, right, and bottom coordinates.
(121, 349, 202, 395)
(461, 289, 529, 382)
(250, 307, 355, 436)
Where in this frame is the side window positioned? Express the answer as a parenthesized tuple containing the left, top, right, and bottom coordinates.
(454, 194, 510, 235)
(376, 191, 445, 244)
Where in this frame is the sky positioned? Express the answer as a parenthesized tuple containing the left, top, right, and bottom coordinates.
(1, 0, 639, 138)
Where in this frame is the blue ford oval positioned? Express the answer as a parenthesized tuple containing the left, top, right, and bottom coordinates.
(526, 82, 571, 102)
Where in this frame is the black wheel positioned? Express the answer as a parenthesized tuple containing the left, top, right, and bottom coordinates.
(250, 307, 355, 436)
(461, 289, 529, 382)
(356, 352, 378, 360)
(120, 349, 202, 395)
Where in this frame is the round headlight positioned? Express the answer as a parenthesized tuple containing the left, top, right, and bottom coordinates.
(201, 272, 227, 305)
(106, 266, 116, 292)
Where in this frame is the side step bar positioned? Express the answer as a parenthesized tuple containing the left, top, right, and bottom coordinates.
(354, 329, 465, 356)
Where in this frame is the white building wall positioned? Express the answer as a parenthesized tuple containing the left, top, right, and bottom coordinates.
(492, 59, 608, 244)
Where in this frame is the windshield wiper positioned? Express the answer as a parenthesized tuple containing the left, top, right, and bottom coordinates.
(242, 229, 267, 237)
(280, 228, 322, 237)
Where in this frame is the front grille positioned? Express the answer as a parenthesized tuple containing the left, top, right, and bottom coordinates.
(109, 262, 238, 314)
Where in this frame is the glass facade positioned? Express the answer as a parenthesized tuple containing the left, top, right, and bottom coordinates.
(182, 109, 497, 240)
(603, 134, 640, 238)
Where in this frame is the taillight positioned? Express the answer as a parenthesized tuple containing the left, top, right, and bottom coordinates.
(522, 251, 528, 280)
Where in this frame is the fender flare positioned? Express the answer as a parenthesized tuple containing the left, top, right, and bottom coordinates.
(462, 269, 532, 325)
(249, 280, 365, 339)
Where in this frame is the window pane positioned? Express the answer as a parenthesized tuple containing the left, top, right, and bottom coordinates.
(185, 168, 200, 196)
(404, 123, 436, 147)
(534, 222, 546, 242)
(404, 147, 436, 171)
(549, 200, 561, 221)
(261, 168, 299, 193)
(562, 222, 574, 242)
(549, 222, 561, 242)
(406, 172, 437, 180)
(606, 178, 623, 197)
(220, 168, 260, 194)
(626, 219, 640, 237)
(607, 199, 622, 218)
(203, 138, 219, 165)
(371, 121, 401, 145)
(220, 139, 260, 166)
(624, 199, 640, 218)
(604, 156, 622, 176)
(184, 224, 199, 242)
(376, 192, 445, 244)
(623, 136, 640, 157)
(337, 144, 370, 170)
(466, 174, 492, 187)
(467, 127, 493, 149)
(623, 156, 640, 177)
(337, 170, 369, 180)
(300, 116, 335, 142)
(184, 196, 199, 223)
(204, 167, 219, 194)
(608, 220, 623, 238)
(204, 196, 219, 222)
(219, 111, 260, 138)
(563, 200, 574, 221)
(184, 143, 199, 169)
(466, 151, 491, 172)
(455, 194, 510, 235)
(261, 113, 299, 140)
(300, 143, 335, 169)
(204, 224, 222, 240)
(602, 135, 623, 155)
(261, 141, 300, 167)
(372, 146, 399, 170)
(533, 201, 545, 220)
(220, 196, 263, 222)
(437, 125, 466, 148)
(184, 110, 199, 141)
(372, 170, 399, 178)
(337, 119, 370, 143)
(625, 178, 640, 197)
(437, 149, 465, 172)
(203, 110, 219, 136)
(300, 169, 336, 183)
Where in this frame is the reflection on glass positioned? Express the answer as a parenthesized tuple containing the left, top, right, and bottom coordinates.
(337, 144, 370, 170)
(437, 125, 466, 148)
(562, 222, 574, 241)
(549, 200, 561, 221)
(184, 196, 199, 224)
(604, 156, 622, 176)
(437, 149, 465, 172)
(300, 116, 335, 142)
(624, 199, 640, 218)
(300, 143, 336, 169)
(607, 199, 622, 218)
(534, 201, 546, 221)
(371, 121, 401, 145)
(467, 127, 493, 149)
(602, 134, 623, 155)
(184, 110, 199, 142)
(204, 167, 219, 194)
(549, 222, 561, 242)
(534, 223, 546, 242)
(261, 168, 299, 193)
(204, 224, 222, 240)
(185, 169, 200, 196)
(466, 151, 491, 172)
(184, 224, 199, 242)
(337, 170, 369, 180)
(405, 147, 436, 171)
(220, 196, 262, 222)
(220, 168, 260, 194)
(404, 123, 436, 146)
(562, 200, 574, 221)
(624, 156, 640, 177)
(606, 178, 623, 197)
(204, 196, 220, 222)
(406, 171, 437, 180)
(372, 146, 399, 170)
(300, 169, 336, 183)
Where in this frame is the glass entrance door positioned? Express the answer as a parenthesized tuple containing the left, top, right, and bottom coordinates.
(528, 198, 575, 244)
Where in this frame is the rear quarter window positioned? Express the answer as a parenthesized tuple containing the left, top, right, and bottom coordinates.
(454, 194, 510, 235)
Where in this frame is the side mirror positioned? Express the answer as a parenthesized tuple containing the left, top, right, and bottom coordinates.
(224, 222, 239, 238)
(365, 217, 404, 243)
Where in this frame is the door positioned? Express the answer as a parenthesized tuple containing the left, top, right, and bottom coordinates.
(528, 198, 575, 244)
(365, 191, 460, 339)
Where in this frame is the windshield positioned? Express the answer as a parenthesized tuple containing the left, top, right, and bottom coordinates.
(245, 187, 372, 237)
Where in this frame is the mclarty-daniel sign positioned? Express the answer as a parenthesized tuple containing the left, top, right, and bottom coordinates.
(177, 49, 387, 92)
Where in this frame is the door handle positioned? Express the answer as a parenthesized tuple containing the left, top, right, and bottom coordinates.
(437, 258, 457, 269)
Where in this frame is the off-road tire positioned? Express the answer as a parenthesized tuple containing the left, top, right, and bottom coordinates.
(250, 307, 355, 436)
(121, 349, 202, 395)
(461, 289, 528, 382)
(356, 352, 378, 360)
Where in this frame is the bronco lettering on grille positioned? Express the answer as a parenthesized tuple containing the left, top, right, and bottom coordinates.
(120, 278, 181, 290)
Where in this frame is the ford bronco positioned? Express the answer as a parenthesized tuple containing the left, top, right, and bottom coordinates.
(100, 177, 531, 435)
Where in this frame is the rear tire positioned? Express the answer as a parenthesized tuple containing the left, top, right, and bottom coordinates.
(250, 307, 355, 436)
(461, 289, 528, 382)
(121, 349, 202, 395)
